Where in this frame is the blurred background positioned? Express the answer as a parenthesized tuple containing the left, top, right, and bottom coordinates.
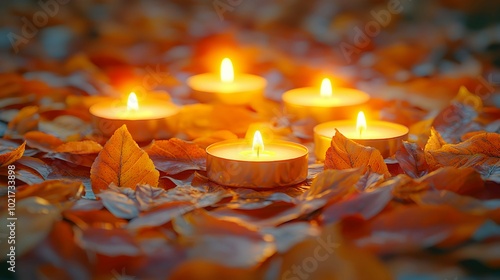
(0, 0, 499, 110)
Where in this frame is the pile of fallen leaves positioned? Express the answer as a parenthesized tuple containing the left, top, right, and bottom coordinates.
(1, 1, 500, 279)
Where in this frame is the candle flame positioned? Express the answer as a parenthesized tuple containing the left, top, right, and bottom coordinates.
(320, 78, 332, 97)
(356, 111, 367, 138)
(252, 130, 264, 157)
(220, 58, 234, 83)
(127, 92, 139, 111)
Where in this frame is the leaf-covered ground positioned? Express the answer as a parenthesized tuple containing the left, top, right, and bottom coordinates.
(1, 1, 500, 279)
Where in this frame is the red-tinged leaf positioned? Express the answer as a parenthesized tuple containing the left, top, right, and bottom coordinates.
(424, 127, 447, 169)
(54, 140, 103, 154)
(25, 131, 64, 152)
(428, 133, 500, 168)
(325, 129, 390, 178)
(0, 197, 61, 257)
(145, 138, 206, 175)
(0, 141, 25, 167)
(396, 141, 430, 178)
(127, 201, 194, 230)
(5, 106, 39, 138)
(387, 174, 429, 202)
(16, 179, 83, 204)
(323, 185, 393, 224)
(192, 130, 238, 149)
(90, 125, 159, 194)
(97, 188, 140, 219)
(420, 167, 484, 196)
(303, 168, 361, 199)
(75, 227, 141, 256)
(432, 86, 483, 143)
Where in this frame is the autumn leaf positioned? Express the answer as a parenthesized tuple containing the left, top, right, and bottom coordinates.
(16, 179, 84, 204)
(145, 138, 206, 175)
(90, 125, 159, 194)
(325, 129, 390, 178)
(420, 167, 484, 196)
(192, 130, 238, 149)
(304, 168, 361, 199)
(432, 86, 483, 143)
(25, 131, 64, 152)
(0, 141, 25, 167)
(424, 127, 447, 169)
(54, 140, 103, 154)
(428, 133, 500, 168)
(4, 106, 39, 138)
(395, 141, 429, 178)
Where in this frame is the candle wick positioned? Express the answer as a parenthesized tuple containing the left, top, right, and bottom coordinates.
(256, 147, 260, 158)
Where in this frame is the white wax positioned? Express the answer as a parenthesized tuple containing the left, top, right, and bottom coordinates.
(282, 87, 370, 107)
(315, 120, 408, 140)
(207, 140, 307, 162)
(188, 73, 266, 93)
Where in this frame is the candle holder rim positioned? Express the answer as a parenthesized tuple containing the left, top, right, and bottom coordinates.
(206, 139, 309, 163)
(314, 120, 409, 140)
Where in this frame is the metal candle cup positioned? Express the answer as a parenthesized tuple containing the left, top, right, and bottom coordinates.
(89, 96, 179, 143)
(187, 58, 266, 105)
(282, 79, 370, 123)
(314, 120, 409, 161)
(206, 139, 308, 188)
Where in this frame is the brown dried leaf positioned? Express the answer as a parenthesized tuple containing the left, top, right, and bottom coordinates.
(325, 129, 390, 178)
(145, 138, 206, 175)
(304, 168, 361, 199)
(0, 141, 25, 167)
(396, 141, 430, 178)
(90, 125, 159, 194)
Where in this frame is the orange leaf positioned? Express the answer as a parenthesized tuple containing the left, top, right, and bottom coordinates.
(16, 179, 84, 204)
(5, 106, 39, 138)
(428, 133, 500, 168)
(421, 167, 484, 196)
(90, 125, 159, 194)
(0, 141, 25, 167)
(324, 129, 390, 178)
(54, 140, 103, 154)
(145, 138, 206, 174)
(192, 130, 238, 149)
(25, 131, 64, 152)
(395, 141, 429, 178)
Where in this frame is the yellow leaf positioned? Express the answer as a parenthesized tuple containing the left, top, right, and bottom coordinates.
(90, 125, 159, 194)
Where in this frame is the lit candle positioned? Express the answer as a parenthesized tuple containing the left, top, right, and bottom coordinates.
(206, 130, 308, 188)
(282, 78, 370, 123)
(89, 92, 179, 142)
(313, 111, 408, 160)
(187, 58, 267, 105)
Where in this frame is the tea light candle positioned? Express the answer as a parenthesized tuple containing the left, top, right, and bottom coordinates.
(187, 58, 267, 105)
(282, 78, 370, 123)
(314, 111, 408, 161)
(206, 131, 308, 188)
(90, 92, 179, 142)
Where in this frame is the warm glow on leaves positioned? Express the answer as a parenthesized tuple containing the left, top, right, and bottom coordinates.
(145, 138, 206, 174)
(90, 125, 159, 194)
(0, 141, 25, 167)
(325, 129, 390, 178)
